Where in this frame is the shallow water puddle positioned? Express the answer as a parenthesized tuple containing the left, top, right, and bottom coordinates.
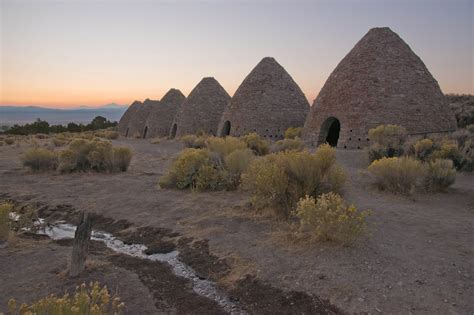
(38, 221, 246, 314)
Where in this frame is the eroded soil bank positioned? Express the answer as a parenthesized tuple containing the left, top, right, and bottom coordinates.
(0, 138, 473, 313)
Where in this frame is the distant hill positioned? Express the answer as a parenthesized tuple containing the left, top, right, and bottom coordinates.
(0, 105, 128, 126)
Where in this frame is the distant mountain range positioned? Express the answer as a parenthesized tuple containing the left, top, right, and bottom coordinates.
(0, 104, 128, 126)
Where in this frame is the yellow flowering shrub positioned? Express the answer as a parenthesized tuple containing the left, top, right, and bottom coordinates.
(7, 282, 124, 315)
(295, 193, 370, 245)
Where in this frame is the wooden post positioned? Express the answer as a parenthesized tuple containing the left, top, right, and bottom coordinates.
(70, 211, 92, 278)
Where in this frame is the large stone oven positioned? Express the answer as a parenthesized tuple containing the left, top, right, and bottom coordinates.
(303, 27, 457, 149)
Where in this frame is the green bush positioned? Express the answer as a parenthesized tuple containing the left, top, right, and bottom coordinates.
(242, 133, 270, 156)
(0, 202, 12, 243)
(22, 147, 58, 172)
(368, 156, 426, 194)
(367, 124, 407, 161)
(272, 138, 305, 153)
(424, 159, 456, 192)
(284, 127, 303, 139)
(206, 136, 247, 158)
(7, 281, 124, 315)
(295, 193, 370, 245)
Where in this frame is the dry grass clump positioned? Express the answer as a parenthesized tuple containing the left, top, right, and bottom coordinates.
(367, 124, 407, 162)
(272, 138, 305, 153)
(295, 193, 370, 245)
(242, 144, 346, 218)
(7, 281, 124, 315)
(242, 133, 270, 156)
(35, 133, 48, 139)
(0, 202, 13, 243)
(5, 138, 15, 145)
(284, 127, 303, 139)
(22, 147, 58, 172)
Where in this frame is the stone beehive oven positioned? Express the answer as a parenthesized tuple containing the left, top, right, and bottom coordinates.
(144, 89, 185, 139)
(118, 100, 142, 137)
(170, 77, 230, 138)
(303, 27, 457, 149)
(127, 99, 160, 138)
(217, 57, 310, 139)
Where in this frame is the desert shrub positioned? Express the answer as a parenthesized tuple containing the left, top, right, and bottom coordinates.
(159, 148, 212, 189)
(150, 137, 161, 144)
(52, 137, 68, 147)
(284, 127, 303, 139)
(272, 138, 305, 153)
(242, 144, 346, 218)
(0, 202, 12, 243)
(0, 140, 4, 146)
(179, 134, 207, 148)
(295, 193, 369, 245)
(241, 156, 289, 217)
(224, 149, 255, 187)
(105, 130, 119, 139)
(194, 164, 229, 191)
(242, 132, 270, 156)
(5, 138, 14, 145)
(368, 156, 426, 194)
(22, 147, 58, 172)
(57, 138, 132, 173)
(412, 138, 435, 161)
(367, 124, 407, 162)
(7, 281, 124, 315)
(112, 147, 133, 171)
(424, 159, 456, 192)
(206, 136, 247, 158)
(57, 149, 77, 172)
(35, 133, 48, 139)
(430, 141, 463, 169)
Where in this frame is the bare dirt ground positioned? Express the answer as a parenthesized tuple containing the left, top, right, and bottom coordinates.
(0, 138, 473, 314)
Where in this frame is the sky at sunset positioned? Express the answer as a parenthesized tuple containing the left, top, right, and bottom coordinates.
(1, 0, 473, 109)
